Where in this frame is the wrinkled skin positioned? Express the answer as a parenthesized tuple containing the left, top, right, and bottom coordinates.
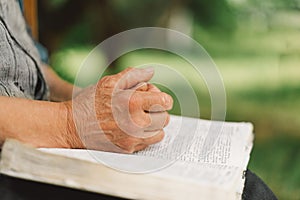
(65, 68, 173, 153)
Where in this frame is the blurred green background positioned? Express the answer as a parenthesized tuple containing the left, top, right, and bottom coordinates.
(37, 0, 300, 199)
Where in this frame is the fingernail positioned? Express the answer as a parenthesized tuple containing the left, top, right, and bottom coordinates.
(132, 82, 147, 90)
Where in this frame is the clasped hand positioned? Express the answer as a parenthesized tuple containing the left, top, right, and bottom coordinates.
(64, 68, 173, 153)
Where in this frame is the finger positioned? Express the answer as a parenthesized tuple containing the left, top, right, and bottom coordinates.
(131, 83, 161, 92)
(133, 144, 148, 152)
(143, 112, 170, 131)
(130, 82, 148, 91)
(134, 91, 173, 111)
(114, 130, 164, 153)
(116, 67, 134, 76)
(98, 67, 133, 88)
(116, 67, 154, 89)
(142, 130, 165, 145)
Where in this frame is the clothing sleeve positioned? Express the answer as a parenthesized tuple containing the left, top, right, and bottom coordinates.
(0, 81, 27, 98)
(0, 81, 10, 96)
(242, 169, 278, 200)
(0, 0, 49, 100)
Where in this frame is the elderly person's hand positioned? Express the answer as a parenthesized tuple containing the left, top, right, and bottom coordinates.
(64, 68, 173, 153)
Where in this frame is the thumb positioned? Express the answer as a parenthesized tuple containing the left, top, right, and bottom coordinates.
(116, 67, 154, 89)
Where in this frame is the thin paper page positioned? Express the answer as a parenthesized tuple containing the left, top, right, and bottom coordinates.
(40, 115, 253, 172)
(135, 115, 253, 167)
(155, 162, 241, 189)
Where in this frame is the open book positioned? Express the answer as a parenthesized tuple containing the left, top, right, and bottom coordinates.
(0, 115, 254, 200)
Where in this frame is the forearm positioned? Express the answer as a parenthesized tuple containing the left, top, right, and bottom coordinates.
(0, 96, 78, 148)
(41, 64, 82, 102)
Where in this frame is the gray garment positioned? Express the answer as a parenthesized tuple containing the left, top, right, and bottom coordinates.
(0, 0, 48, 100)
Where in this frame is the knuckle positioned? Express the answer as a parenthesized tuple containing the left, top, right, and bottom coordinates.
(99, 75, 110, 84)
(99, 75, 116, 88)
(162, 93, 173, 109)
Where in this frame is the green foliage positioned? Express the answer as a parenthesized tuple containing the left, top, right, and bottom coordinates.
(187, 0, 237, 31)
(110, 0, 170, 27)
(248, 0, 300, 10)
(46, 0, 68, 9)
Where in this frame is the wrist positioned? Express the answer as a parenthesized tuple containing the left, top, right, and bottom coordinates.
(60, 101, 84, 148)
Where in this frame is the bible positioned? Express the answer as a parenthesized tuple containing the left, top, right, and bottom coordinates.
(0, 115, 254, 200)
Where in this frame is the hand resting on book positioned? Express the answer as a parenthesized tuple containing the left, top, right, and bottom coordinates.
(63, 67, 173, 153)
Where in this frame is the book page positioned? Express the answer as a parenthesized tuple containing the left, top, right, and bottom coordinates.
(40, 115, 253, 191)
(136, 115, 253, 168)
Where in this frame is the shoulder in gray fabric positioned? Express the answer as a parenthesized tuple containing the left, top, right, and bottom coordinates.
(0, 0, 49, 100)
